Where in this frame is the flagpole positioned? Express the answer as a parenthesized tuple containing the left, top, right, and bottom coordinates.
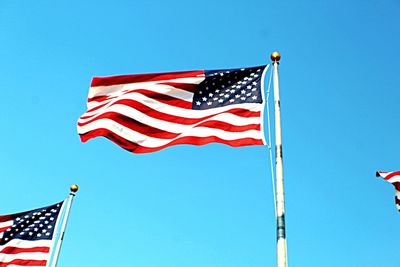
(271, 52, 288, 267)
(50, 184, 79, 267)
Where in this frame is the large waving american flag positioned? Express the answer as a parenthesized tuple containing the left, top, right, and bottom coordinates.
(376, 171, 400, 211)
(0, 201, 64, 267)
(78, 65, 269, 153)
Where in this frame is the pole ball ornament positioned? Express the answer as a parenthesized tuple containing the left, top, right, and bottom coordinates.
(271, 51, 281, 62)
(70, 184, 79, 193)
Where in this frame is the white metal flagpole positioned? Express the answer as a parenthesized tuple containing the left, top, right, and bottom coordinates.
(50, 184, 79, 267)
(271, 52, 288, 267)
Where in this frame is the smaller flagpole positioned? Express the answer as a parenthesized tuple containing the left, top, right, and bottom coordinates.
(50, 184, 79, 267)
(271, 52, 288, 267)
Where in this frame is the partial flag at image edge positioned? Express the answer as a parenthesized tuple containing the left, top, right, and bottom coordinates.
(376, 170, 400, 211)
(0, 201, 64, 266)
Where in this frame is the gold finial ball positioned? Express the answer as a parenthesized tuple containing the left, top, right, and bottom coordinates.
(70, 184, 79, 193)
(270, 51, 281, 62)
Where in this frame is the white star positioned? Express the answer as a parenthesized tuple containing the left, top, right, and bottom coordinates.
(230, 89, 236, 93)
(254, 74, 259, 78)
(241, 97, 246, 100)
(219, 73, 224, 76)
(252, 82, 257, 85)
(241, 90, 246, 94)
(199, 91, 203, 95)
(229, 99, 235, 103)
(257, 69, 261, 72)
(247, 85, 252, 89)
(207, 102, 212, 106)
(196, 101, 201, 106)
(224, 94, 230, 98)
(235, 94, 240, 98)
(202, 97, 207, 101)
(250, 73, 255, 76)
(213, 97, 218, 101)
(209, 93, 213, 97)
(252, 95, 257, 100)
(246, 93, 251, 96)
(215, 89, 220, 93)
(218, 99, 224, 103)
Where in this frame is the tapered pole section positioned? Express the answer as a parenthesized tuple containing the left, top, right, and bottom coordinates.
(50, 184, 79, 267)
(271, 52, 288, 267)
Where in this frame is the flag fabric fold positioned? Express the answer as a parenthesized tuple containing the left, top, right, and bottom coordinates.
(77, 65, 269, 153)
(0, 201, 64, 266)
(376, 171, 400, 211)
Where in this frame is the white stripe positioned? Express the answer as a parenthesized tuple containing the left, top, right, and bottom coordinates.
(79, 103, 262, 134)
(88, 76, 205, 99)
(387, 175, 400, 184)
(80, 90, 262, 122)
(0, 220, 13, 229)
(87, 83, 196, 111)
(0, 239, 52, 250)
(0, 252, 49, 262)
(78, 118, 263, 148)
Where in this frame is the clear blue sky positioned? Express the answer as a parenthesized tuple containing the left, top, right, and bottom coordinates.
(1, 1, 399, 266)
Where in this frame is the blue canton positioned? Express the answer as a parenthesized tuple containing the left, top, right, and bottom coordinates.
(0, 201, 63, 245)
(192, 65, 266, 110)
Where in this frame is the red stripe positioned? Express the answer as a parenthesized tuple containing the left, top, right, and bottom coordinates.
(383, 171, 400, 181)
(80, 128, 263, 154)
(87, 89, 192, 110)
(157, 82, 198, 93)
(0, 259, 47, 267)
(195, 120, 260, 132)
(79, 99, 261, 128)
(392, 182, 400, 191)
(0, 246, 50, 254)
(91, 70, 204, 87)
(0, 226, 11, 233)
(0, 216, 12, 223)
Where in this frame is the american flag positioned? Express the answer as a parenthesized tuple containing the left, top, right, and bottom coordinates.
(376, 171, 400, 211)
(78, 65, 269, 153)
(0, 201, 64, 267)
